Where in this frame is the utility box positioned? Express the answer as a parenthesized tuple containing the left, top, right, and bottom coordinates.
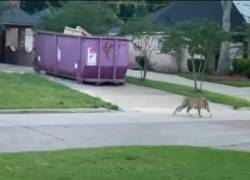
(34, 31, 130, 84)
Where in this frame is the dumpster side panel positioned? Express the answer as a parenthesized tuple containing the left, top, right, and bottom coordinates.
(81, 39, 99, 79)
(35, 33, 57, 72)
(101, 39, 115, 79)
(116, 40, 129, 79)
(57, 36, 80, 77)
(35, 31, 130, 83)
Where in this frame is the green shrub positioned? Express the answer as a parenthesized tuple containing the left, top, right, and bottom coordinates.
(232, 58, 250, 74)
(187, 59, 205, 72)
(135, 56, 145, 69)
(244, 68, 250, 78)
(135, 56, 154, 70)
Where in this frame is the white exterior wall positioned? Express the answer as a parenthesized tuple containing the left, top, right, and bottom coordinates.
(128, 35, 178, 73)
(182, 42, 244, 71)
(229, 42, 244, 60)
(24, 28, 34, 53)
(128, 34, 244, 73)
(5, 28, 34, 53)
(6, 28, 18, 51)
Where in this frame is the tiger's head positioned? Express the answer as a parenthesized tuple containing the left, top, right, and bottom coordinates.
(201, 97, 209, 108)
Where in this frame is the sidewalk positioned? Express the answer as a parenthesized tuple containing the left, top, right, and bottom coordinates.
(0, 63, 34, 74)
(127, 69, 250, 101)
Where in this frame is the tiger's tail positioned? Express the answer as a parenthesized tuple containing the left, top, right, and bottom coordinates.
(173, 106, 183, 115)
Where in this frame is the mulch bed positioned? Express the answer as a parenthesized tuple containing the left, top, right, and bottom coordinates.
(206, 74, 249, 81)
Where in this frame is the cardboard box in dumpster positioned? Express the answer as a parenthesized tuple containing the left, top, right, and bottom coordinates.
(63, 26, 92, 36)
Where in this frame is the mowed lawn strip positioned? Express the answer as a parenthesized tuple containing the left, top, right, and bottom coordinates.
(0, 72, 117, 109)
(216, 80, 250, 87)
(179, 73, 250, 87)
(0, 146, 250, 180)
(127, 76, 250, 108)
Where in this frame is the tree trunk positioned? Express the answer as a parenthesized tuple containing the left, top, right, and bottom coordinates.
(175, 48, 182, 72)
(207, 51, 216, 73)
(216, 0, 232, 75)
(143, 65, 148, 80)
(217, 41, 231, 74)
(191, 55, 198, 91)
(199, 54, 209, 91)
(248, 39, 250, 59)
(180, 47, 189, 73)
(140, 68, 143, 80)
(142, 57, 148, 80)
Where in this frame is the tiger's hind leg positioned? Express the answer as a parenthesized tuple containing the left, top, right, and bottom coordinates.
(186, 106, 192, 116)
(206, 106, 212, 118)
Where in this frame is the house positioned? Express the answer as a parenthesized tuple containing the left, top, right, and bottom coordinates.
(129, 1, 247, 73)
(129, 34, 178, 73)
(30, 8, 50, 24)
(152, 1, 245, 30)
(0, 1, 36, 66)
(227, 1, 250, 23)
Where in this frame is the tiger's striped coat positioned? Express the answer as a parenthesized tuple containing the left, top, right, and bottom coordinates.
(173, 96, 212, 118)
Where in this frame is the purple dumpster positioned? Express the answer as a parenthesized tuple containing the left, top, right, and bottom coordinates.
(34, 31, 130, 84)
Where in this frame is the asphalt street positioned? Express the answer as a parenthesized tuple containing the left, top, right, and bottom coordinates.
(0, 112, 250, 153)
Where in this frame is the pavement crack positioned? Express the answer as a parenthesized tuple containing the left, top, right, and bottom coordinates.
(21, 125, 77, 147)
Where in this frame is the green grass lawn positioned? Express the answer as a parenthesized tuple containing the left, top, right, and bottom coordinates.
(0, 146, 250, 180)
(179, 73, 250, 87)
(215, 80, 250, 87)
(178, 72, 195, 80)
(0, 72, 117, 109)
(127, 76, 250, 109)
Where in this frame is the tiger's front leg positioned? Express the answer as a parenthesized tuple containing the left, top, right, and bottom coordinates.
(173, 106, 182, 116)
(206, 106, 212, 118)
(197, 108, 202, 117)
(186, 106, 192, 116)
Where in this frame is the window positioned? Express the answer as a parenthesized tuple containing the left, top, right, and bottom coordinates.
(25, 28, 34, 53)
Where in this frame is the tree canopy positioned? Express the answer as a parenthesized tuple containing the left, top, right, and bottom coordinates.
(121, 16, 164, 80)
(21, 0, 169, 17)
(38, 1, 123, 35)
(162, 20, 229, 91)
(0, 1, 15, 15)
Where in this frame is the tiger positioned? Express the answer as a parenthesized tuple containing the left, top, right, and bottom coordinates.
(173, 96, 212, 118)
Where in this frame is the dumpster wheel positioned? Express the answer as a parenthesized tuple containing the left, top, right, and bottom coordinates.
(32, 59, 41, 74)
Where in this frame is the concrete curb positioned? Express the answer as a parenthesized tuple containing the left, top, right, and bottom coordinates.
(238, 107, 250, 111)
(0, 108, 116, 114)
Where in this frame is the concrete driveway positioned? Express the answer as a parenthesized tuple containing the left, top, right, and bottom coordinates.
(46, 75, 232, 113)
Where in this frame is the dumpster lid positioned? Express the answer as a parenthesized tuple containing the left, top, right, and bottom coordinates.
(36, 30, 131, 41)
